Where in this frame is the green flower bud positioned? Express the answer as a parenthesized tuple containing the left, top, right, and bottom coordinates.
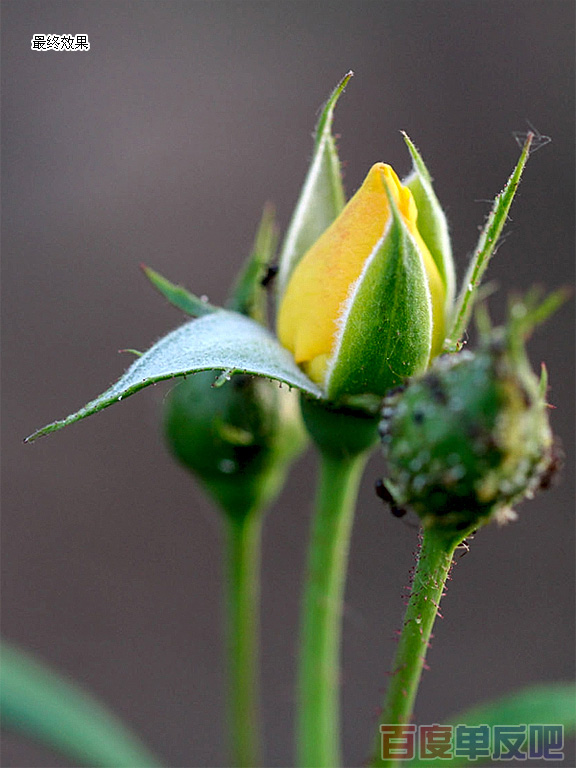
(163, 206, 307, 520)
(378, 297, 561, 531)
(164, 372, 307, 520)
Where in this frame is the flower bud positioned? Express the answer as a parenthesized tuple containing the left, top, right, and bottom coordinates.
(163, 207, 307, 520)
(277, 163, 449, 401)
(164, 372, 307, 520)
(378, 302, 559, 531)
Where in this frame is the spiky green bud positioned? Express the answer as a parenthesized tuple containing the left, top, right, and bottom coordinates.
(378, 295, 562, 531)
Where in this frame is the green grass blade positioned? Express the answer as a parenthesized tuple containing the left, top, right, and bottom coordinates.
(1, 642, 161, 767)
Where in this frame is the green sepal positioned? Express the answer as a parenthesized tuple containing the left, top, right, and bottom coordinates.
(326, 183, 432, 401)
(446, 133, 534, 350)
(300, 396, 379, 459)
(141, 265, 217, 316)
(226, 203, 279, 325)
(26, 310, 322, 442)
(164, 372, 307, 520)
(0, 641, 161, 768)
(402, 132, 455, 310)
(276, 72, 351, 298)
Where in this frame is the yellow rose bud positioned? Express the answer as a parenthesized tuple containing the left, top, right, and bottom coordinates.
(277, 163, 446, 393)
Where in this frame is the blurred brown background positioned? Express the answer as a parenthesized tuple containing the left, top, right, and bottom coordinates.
(2, 2, 574, 766)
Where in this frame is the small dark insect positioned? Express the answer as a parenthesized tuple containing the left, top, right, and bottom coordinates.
(412, 409, 425, 425)
(375, 478, 407, 518)
(383, 384, 406, 402)
(455, 539, 471, 558)
(537, 441, 564, 491)
(261, 264, 278, 287)
(455, 530, 477, 557)
(512, 123, 551, 154)
(424, 373, 448, 405)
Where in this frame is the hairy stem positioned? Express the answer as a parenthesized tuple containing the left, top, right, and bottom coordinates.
(371, 526, 472, 767)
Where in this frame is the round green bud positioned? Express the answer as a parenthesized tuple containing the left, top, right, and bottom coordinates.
(164, 371, 307, 520)
(378, 333, 558, 531)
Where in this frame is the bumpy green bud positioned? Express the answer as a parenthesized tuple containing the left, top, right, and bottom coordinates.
(164, 372, 306, 520)
(378, 297, 561, 531)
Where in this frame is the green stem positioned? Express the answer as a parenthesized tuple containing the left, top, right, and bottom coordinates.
(297, 450, 369, 768)
(225, 512, 263, 768)
(371, 526, 472, 768)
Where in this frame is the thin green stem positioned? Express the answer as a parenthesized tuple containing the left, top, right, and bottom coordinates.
(371, 527, 472, 768)
(225, 513, 263, 768)
(297, 450, 369, 768)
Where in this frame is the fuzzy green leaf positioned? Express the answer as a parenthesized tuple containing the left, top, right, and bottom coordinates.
(446, 133, 534, 350)
(0, 642, 161, 767)
(142, 265, 217, 317)
(276, 72, 351, 298)
(26, 310, 322, 442)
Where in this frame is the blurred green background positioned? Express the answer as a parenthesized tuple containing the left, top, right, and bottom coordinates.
(2, 2, 574, 766)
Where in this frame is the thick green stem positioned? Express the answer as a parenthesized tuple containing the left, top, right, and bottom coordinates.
(297, 450, 369, 768)
(372, 526, 471, 768)
(225, 513, 263, 768)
